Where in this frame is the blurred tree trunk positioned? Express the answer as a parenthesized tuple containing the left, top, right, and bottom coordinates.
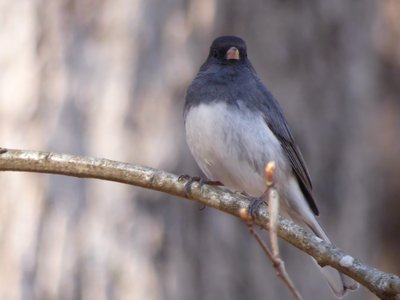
(0, 1, 399, 300)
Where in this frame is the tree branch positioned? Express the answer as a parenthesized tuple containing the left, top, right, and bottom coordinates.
(0, 148, 399, 299)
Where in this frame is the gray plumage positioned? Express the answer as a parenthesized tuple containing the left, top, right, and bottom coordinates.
(184, 36, 358, 297)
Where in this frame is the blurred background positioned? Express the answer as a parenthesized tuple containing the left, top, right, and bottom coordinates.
(0, 0, 399, 299)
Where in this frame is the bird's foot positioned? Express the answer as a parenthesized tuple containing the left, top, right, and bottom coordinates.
(248, 195, 266, 219)
(235, 191, 266, 218)
(178, 174, 223, 196)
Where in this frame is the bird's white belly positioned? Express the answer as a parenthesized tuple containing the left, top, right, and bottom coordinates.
(185, 102, 288, 196)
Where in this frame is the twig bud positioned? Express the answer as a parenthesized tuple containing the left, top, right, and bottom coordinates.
(265, 161, 276, 187)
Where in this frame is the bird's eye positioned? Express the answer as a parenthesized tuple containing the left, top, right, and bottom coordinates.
(212, 49, 219, 58)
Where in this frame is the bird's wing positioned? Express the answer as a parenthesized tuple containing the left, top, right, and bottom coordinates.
(256, 82, 319, 216)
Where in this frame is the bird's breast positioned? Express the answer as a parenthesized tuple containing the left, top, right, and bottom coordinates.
(184, 101, 289, 196)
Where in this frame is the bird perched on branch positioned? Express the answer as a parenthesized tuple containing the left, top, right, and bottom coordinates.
(184, 35, 358, 298)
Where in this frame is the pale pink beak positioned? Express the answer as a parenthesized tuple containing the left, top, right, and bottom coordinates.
(226, 47, 240, 60)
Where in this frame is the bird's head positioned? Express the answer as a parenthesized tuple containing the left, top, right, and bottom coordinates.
(208, 36, 248, 64)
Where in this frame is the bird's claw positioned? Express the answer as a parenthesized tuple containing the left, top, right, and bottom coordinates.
(179, 175, 204, 195)
(248, 197, 266, 219)
(178, 175, 223, 196)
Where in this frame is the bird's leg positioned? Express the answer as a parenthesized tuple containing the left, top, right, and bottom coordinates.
(178, 174, 223, 196)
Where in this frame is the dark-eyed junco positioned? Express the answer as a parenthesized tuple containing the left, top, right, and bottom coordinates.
(184, 35, 358, 297)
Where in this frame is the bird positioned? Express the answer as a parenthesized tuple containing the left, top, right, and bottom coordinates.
(183, 35, 358, 298)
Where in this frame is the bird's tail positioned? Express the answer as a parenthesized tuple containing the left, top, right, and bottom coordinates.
(281, 181, 359, 297)
(305, 217, 359, 298)
(312, 259, 358, 298)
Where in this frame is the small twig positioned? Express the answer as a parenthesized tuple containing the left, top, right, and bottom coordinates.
(245, 221, 274, 261)
(245, 220, 302, 300)
(266, 162, 280, 258)
(240, 161, 303, 300)
(265, 162, 303, 300)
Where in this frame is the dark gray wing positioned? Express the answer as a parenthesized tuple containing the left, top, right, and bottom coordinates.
(255, 81, 319, 216)
(271, 121, 319, 216)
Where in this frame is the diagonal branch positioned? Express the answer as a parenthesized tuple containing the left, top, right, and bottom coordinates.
(0, 148, 399, 299)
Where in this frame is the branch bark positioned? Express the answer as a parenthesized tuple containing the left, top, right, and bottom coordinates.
(0, 148, 399, 299)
